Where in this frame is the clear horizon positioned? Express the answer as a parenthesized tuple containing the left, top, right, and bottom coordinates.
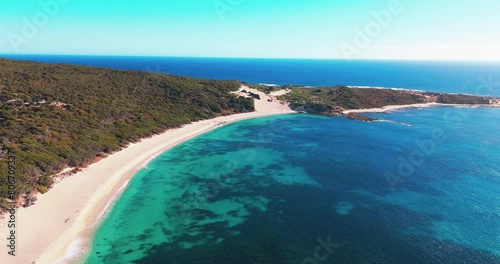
(3, 54, 500, 63)
(1, 0, 500, 60)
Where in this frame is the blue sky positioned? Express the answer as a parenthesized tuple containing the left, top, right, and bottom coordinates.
(1, 0, 500, 60)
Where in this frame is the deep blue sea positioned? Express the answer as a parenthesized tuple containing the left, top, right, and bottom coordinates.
(2, 55, 500, 96)
(85, 109, 500, 264)
(4, 55, 498, 263)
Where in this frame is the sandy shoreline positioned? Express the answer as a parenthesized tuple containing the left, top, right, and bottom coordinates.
(342, 102, 500, 114)
(0, 87, 294, 264)
(5, 87, 497, 264)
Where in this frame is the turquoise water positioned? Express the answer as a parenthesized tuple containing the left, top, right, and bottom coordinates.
(86, 108, 500, 263)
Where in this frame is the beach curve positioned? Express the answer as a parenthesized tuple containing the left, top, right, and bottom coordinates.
(0, 87, 294, 264)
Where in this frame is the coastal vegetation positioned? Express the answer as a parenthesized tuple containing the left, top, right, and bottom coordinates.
(246, 83, 284, 94)
(0, 59, 253, 209)
(278, 86, 495, 115)
(0, 59, 496, 210)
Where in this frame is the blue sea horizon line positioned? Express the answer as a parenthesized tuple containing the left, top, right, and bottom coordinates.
(2, 54, 500, 97)
(3, 53, 500, 63)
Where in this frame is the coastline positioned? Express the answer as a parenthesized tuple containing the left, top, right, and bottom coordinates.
(0, 88, 294, 264)
(342, 102, 500, 114)
(2, 85, 498, 264)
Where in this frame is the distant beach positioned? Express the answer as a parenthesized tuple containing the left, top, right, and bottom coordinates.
(342, 102, 500, 114)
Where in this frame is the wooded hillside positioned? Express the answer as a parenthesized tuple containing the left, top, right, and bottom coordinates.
(0, 59, 254, 208)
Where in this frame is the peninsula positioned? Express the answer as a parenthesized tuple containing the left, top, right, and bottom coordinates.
(271, 85, 500, 120)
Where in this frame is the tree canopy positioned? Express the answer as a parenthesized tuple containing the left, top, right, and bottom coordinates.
(0, 59, 254, 208)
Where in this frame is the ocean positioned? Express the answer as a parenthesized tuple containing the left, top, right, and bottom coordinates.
(2, 55, 500, 96)
(85, 109, 500, 263)
(4, 55, 498, 263)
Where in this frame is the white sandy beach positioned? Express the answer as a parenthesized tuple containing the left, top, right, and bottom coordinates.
(342, 102, 500, 114)
(342, 103, 443, 114)
(0, 87, 294, 264)
(2, 86, 497, 264)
